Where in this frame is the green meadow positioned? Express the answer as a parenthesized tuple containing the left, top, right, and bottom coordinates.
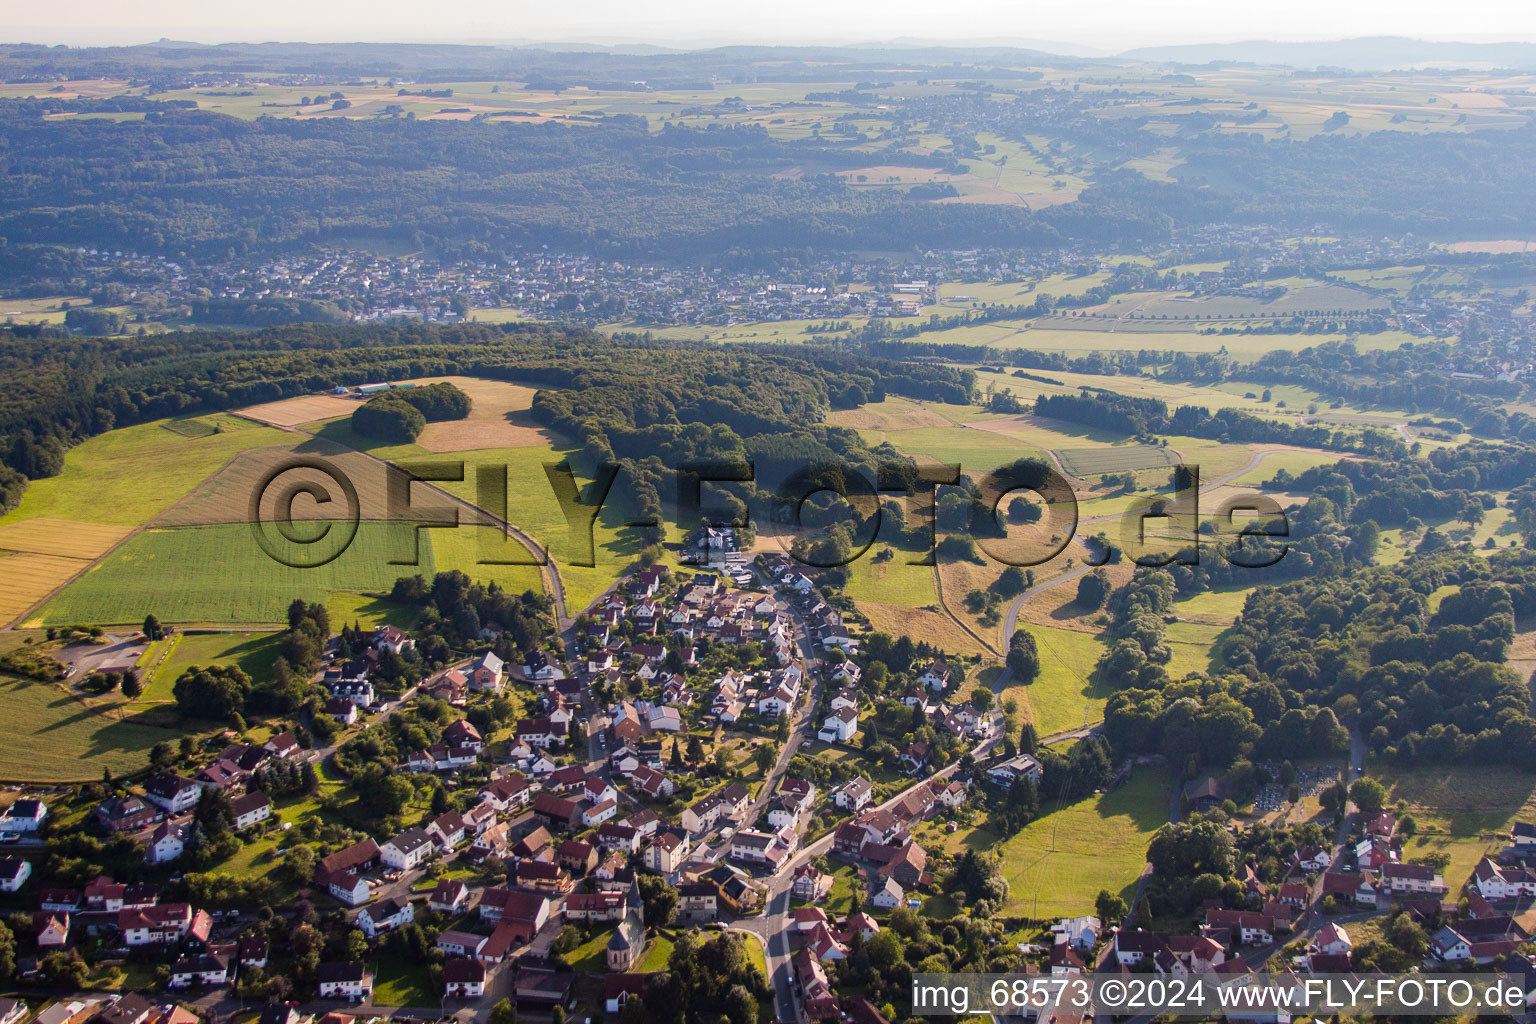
(924, 767, 1170, 918)
(0, 673, 183, 782)
(1, 414, 291, 528)
(38, 521, 430, 626)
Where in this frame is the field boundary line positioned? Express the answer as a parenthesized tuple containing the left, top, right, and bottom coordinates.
(930, 558, 1001, 658)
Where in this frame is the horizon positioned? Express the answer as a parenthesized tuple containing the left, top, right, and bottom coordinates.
(8, 0, 1536, 55)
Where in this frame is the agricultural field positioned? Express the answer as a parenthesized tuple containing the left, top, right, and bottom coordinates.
(398, 376, 553, 452)
(1074, 283, 1390, 323)
(401, 442, 665, 611)
(859, 601, 989, 659)
(0, 294, 93, 324)
(923, 767, 1170, 918)
(0, 672, 184, 782)
(36, 522, 430, 626)
(0, 414, 292, 527)
(1056, 445, 1177, 476)
(937, 323, 1422, 357)
(150, 439, 414, 528)
(236, 394, 362, 427)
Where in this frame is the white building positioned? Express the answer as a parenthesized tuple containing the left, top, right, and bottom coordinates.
(381, 828, 434, 871)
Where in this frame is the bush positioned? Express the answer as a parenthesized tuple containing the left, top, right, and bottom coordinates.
(352, 394, 426, 442)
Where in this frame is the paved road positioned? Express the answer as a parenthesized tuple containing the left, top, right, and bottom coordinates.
(732, 712, 1049, 1023)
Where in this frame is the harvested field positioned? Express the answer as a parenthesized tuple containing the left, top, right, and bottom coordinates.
(858, 601, 988, 658)
(824, 397, 957, 432)
(0, 518, 133, 559)
(0, 551, 94, 625)
(1449, 240, 1536, 254)
(403, 376, 555, 453)
(1057, 445, 1178, 476)
(151, 440, 427, 527)
(235, 394, 362, 427)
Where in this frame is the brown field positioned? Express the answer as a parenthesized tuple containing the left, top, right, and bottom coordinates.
(1015, 560, 1135, 629)
(0, 518, 133, 559)
(400, 376, 556, 453)
(858, 601, 988, 658)
(935, 556, 1005, 646)
(1448, 240, 1536, 254)
(1436, 91, 1506, 108)
(0, 551, 95, 625)
(236, 394, 361, 427)
(824, 400, 956, 432)
(151, 441, 433, 527)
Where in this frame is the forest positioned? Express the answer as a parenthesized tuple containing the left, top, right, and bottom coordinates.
(0, 321, 972, 520)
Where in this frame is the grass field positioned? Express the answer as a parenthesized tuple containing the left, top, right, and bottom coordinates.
(1164, 621, 1223, 678)
(923, 767, 1169, 918)
(0, 673, 184, 781)
(842, 547, 941, 609)
(142, 630, 284, 702)
(1002, 623, 1108, 735)
(638, 933, 677, 973)
(372, 958, 436, 1008)
(0, 415, 292, 527)
(565, 927, 619, 973)
(1171, 585, 1256, 626)
(37, 521, 432, 626)
(324, 591, 421, 630)
(1372, 765, 1536, 893)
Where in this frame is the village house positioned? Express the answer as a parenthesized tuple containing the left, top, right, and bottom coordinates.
(357, 897, 414, 939)
(0, 858, 31, 893)
(429, 879, 470, 914)
(644, 830, 691, 874)
(142, 773, 201, 814)
(818, 706, 859, 744)
(317, 962, 372, 1002)
(833, 777, 873, 811)
(0, 799, 48, 833)
(469, 652, 505, 692)
(381, 828, 434, 871)
(231, 792, 272, 831)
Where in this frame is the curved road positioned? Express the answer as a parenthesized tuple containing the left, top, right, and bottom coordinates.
(276, 422, 574, 628)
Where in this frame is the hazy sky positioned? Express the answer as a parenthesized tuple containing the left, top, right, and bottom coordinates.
(11, 0, 1536, 52)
